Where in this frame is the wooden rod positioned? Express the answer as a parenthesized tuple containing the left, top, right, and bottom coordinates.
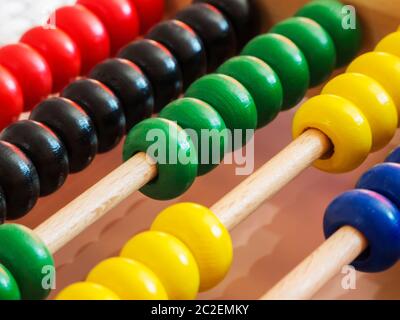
(261, 226, 368, 300)
(212, 129, 332, 230)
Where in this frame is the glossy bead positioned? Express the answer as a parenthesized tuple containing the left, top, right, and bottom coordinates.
(386, 147, 400, 163)
(78, 0, 140, 55)
(56, 282, 120, 300)
(217, 56, 283, 128)
(0, 263, 20, 300)
(61, 79, 125, 153)
(185, 74, 257, 147)
(322, 73, 397, 152)
(147, 20, 207, 90)
(376, 31, 400, 58)
(20, 27, 81, 92)
(347, 52, 400, 112)
(121, 231, 200, 300)
(123, 118, 198, 200)
(0, 224, 54, 300)
(0, 44, 52, 111)
(296, 0, 362, 67)
(1, 120, 69, 196)
(54, 5, 110, 74)
(30, 97, 98, 173)
(118, 39, 182, 112)
(270, 17, 336, 87)
(151, 203, 233, 291)
(0, 187, 5, 224)
(176, 3, 237, 72)
(90, 59, 154, 131)
(0, 141, 39, 219)
(292, 94, 372, 173)
(0, 66, 23, 131)
(242, 33, 309, 110)
(160, 98, 227, 176)
(130, 0, 165, 34)
(194, 0, 260, 48)
(324, 190, 400, 272)
(87, 257, 168, 300)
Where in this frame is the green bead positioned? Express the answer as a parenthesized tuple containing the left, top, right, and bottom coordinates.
(185, 74, 257, 147)
(0, 224, 54, 300)
(160, 98, 227, 176)
(296, 0, 362, 67)
(217, 56, 283, 128)
(242, 33, 309, 110)
(123, 118, 198, 200)
(0, 263, 21, 300)
(270, 17, 336, 87)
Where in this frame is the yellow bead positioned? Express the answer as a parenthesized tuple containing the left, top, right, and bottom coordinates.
(151, 203, 233, 292)
(120, 231, 200, 300)
(55, 282, 120, 300)
(375, 31, 400, 58)
(292, 94, 372, 173)
(347, 52, 400, 112)
(86, 257, 168, 300)
(322, 73, 398, 151)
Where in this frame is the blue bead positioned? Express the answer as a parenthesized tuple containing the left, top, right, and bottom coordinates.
(385, 147, 400, 163)
(324, 189, 400, 272)
(356, 163, 400, 209)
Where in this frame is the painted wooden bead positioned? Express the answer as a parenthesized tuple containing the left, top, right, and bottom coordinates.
(0, 141, 39, 219)
(347, 52, 400, 113)
(78, 0, 140, 55)
(30, 97, 98, 173)
(324, 190, 400, 272)
(151, 202, 233, 291)
(176, 3, 236, 72)
(0, 44, 52, 111)
(130, 0, 165, 34)
(185, 74, 257, 147)
(292, 94, 372, 173)
(121, 231, 200, 300)
(56, 282, 120, 300)
(242, 33, 309, 110)
(118, 39, 182, 112)
(296, 0, 362, 67)
(0, 186, 5, 224)
(217, 56, 283, 128)
(386, 147, 400, 164)
(87, 257, 168, 300)
(61, 79, 125, 153)
(20, 27, 81, 92)
(0, 224, 54, 300)
(1, 120, 69, 196)
(54, 5, 110, 74)
(0, 66, 23, 131)
(0, 263, 20, 300)
(376, 31, 400, 58)
(90, 58, 154, 131)
(270, 17, 336, 87)
(160, 98, 227, 176)
(322, 73, 397, 152)
(147, 20, 207, 90)
(194, 0, 260, 48)
(123, 118, 198, 200)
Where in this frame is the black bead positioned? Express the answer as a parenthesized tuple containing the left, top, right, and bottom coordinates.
(61, 79, 126, 153)
(146, 20, 207, 90)
(30, 97, 98, 173)
(194, 0, 260, 49)
(0, 121, 68, 197)
(175, 3, 237, 72)
(90, 58, 154, 131)
(118, 39, 183, 112)
(0, 141, 39, 219)
(0, 186, 6, 224)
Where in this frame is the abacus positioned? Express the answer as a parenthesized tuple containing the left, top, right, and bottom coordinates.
(0, 0, 399, 302)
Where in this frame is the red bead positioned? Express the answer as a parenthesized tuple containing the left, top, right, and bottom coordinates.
(0, 66, 23, 130)
(78, 0, 140, 55)
(131, 0, 165, 34)
(0, 44, 52, 111)
(21, 27, 81, 92)
(54, 5, 111, 74)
